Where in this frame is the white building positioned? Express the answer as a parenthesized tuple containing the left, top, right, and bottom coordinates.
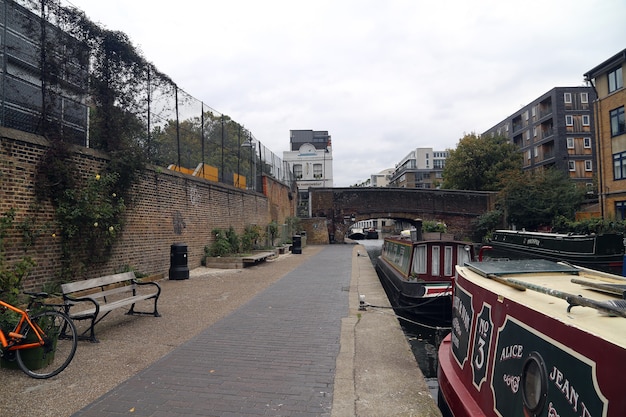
(283, 130, 333, 217)
(370, 168, 394, 187)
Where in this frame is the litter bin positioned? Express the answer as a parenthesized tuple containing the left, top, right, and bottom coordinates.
(292, 235, 302, 254)
(169, 243, 189, 280)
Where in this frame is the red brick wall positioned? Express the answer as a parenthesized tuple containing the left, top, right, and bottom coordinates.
(1, 128, 293, 291)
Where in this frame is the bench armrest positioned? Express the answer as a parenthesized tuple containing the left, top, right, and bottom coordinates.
(63, 294, 100, 317)
(133, 279, 161, 298)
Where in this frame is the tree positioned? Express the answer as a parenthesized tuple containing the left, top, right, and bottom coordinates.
(498, 168, 586, 230)
(442, 133, 522, 191)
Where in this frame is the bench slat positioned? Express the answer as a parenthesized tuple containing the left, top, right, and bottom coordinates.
(68, 294, 157, 319)
(61, 272, 136, 294)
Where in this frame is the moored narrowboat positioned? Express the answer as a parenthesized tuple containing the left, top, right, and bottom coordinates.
(376, 232, 474, 325)
(438, 259, 626, 417)
(486, 230, 625, 274)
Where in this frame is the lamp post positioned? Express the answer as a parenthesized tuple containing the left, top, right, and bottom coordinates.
(241, 135, 256, 191)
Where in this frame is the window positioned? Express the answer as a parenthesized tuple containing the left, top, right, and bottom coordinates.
(444, 246, 453, 276)
(413, 245, 427, 274)
(527, 150, 531, 160)
(567, 138, 574, 149)
(582, 115, 590, 126)
(313, 164, 322, 179)
(613, 151, 626, 180)
(565, 115, 573, 126)
(533, 146, 538, 157)
(568, 161, 575, 171)
(608, 66, 623, 93)
(524, 110, 529, 121)
(564, 92, 572, 103)
(293, 164, 303, 179)
(581, 92, 588, 103)
(610, 106, 625, 136)
(533, 127, 537, 137)
(584, 137, 591, 148)
(585, 160, 592, 171)
(616, 201, 626, 221)
(531, 107, 536, 118)
(431, 246, 440, 276)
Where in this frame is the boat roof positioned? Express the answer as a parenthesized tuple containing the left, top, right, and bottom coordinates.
(458, 260, 626, 348)
(493, 229, 621, 238)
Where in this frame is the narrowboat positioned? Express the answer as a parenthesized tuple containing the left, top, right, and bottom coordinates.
(438, 259, 626, 417)
(486, 230, 625, 274)
(376, 232, 474, 325)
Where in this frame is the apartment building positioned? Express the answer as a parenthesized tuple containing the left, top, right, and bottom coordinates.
(584, 49, 626, 220)
(482, 87, 597, 190)
(388, 148, 448, 188)
(370, 168, 394, 187)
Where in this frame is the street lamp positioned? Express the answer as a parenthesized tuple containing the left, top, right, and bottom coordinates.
(241, 135, 256, 191)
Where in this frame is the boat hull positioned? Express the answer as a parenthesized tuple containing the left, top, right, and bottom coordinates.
(438, 260, 626, 417)
(376, 256, 452, 324)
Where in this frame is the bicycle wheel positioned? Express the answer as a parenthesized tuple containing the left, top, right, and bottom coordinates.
(16, 310, 78, 379)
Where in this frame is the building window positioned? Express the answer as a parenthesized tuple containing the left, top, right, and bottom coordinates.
(293, 164, 303, 179)
(616, 201, 626, 221)
(567, 138, 574, 149)
(613, 151, 626, 180)
(568, 161, 575, 171)
(531, 107, 536, 118)
(533, 127, 537, 137)
(608, 66, 623, 93)
(564, 92, 572, 103)
(313, 164, 322, 179)
(565, 115, 573, 126)
(610, 106, 625, 136)
(585, 160, 592, 171)
(581, 92, 588, 103)
(527, 150, 531, 160)
(584, 137, 591, 148)
(533, 146, 538, 157)
(582, 115, 590, 126)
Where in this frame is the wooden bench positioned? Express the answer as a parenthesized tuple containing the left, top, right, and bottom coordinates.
(61, 272, 161, 342)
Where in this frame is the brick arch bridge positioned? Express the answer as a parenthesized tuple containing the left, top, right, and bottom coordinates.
(304, 187, 497, 244)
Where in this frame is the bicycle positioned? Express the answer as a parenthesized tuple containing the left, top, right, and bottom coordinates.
(0, 291, 78, 379)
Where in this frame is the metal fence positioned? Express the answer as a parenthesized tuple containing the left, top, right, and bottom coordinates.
(1, 0, 294, 192)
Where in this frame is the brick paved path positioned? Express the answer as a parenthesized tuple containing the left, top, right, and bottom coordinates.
(72, 245, 353, 417)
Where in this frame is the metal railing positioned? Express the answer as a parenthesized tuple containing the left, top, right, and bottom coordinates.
(1, 0, 294, 191)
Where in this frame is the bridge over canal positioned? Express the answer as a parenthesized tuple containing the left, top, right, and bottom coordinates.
(303, 187, 497, 243)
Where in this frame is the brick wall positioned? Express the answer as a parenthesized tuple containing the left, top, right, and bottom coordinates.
(1, 128, 294, 291)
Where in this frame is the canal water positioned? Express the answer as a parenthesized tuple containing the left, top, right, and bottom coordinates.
(360, 240, 447, 403)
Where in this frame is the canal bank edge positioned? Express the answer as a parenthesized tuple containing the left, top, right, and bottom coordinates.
(332, 244, 442, 417)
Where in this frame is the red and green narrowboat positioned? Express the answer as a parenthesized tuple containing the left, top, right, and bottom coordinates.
(438, 259, 626, 417)
(376, 232, 474, 325)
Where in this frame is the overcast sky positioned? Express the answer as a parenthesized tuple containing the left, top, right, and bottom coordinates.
(66, 0, 625, 187)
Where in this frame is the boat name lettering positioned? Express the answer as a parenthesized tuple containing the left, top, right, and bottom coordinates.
(453, 294, 471, 332)
(499, 344, 523, 361)
(547, 402, 560, 417)
(525, 238, 541, 246)
(451, 328, 460, 348)
(549, 366, 590, 415)
(502, 374, 520, 393)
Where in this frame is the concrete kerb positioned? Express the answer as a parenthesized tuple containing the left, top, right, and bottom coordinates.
(332, 244, 442, 417)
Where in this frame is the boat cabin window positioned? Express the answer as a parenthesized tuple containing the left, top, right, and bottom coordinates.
(457, 245, 471, 269)
(413, 245, 427, 274)
(444, 246, 453, 276)
(432, 246, 440, 276)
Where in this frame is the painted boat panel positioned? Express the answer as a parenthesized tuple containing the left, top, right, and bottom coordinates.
(438, 259, 626, 417)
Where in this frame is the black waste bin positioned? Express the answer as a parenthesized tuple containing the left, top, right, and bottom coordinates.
(292, 235, 302, 254)
(169, 243, 189, 280)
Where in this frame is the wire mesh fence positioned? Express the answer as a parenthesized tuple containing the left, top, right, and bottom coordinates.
(1, 0, 294, 191)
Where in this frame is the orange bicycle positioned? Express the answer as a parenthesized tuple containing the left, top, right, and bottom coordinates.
(0, 292, 77, 378)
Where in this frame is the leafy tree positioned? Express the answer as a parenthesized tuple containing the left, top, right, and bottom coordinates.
(498, 169, 585, 230)
(442, 133, 521, 191)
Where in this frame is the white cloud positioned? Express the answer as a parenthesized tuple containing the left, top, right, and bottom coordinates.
(66, 0, 626, 186)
